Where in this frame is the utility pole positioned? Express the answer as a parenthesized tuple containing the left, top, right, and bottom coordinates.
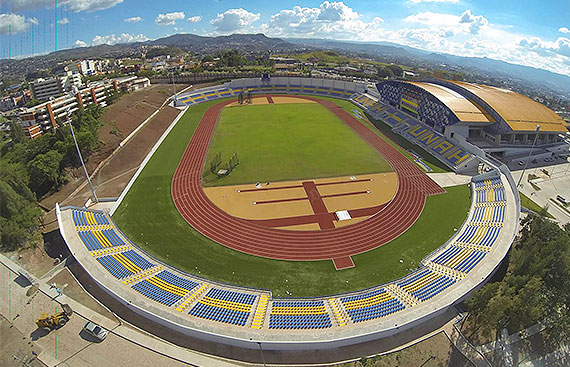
(67, 108, 98, 203)
(517, 125, 541, 189)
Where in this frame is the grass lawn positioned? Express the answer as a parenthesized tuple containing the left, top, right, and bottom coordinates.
(114, 97, 472, 297)
(520, 192, 554, 219)
(202, 103, 392, 186)
(315, 96, 449, 173)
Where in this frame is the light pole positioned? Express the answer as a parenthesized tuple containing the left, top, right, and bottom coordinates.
(170, 69, 177, 105)
(67, 108, 98, 203)
(516, 125, 541, 189)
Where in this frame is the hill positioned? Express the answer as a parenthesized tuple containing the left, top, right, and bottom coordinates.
(286, 38, 570, 99)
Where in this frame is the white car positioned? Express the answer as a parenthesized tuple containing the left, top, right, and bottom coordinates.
(82, 321, 108, 341)
(518, 161, 525, 166)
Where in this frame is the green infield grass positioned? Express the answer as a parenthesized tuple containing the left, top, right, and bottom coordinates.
(202, 102, 392, 187)
(113, 97, 471, 297)
(314, 96, 450, 173)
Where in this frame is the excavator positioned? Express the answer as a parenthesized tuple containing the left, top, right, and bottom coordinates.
(36, 304, 73, 330)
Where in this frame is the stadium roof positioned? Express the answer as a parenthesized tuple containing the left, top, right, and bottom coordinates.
(450, 81, 569, 133)
(406, 81, 494, 123)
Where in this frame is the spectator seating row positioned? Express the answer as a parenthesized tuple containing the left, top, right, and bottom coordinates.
(189, 288, 257, 326)
(340, 288, 405, 323)
(77, 229, 124, 251)
(132, 270, 199, 307)
(397, 268, 456, 302)
(352, 94, 377, 108)
(476, 187, 506, 203)
(353, 96, 473, 170)
(456, 225, 502, 248)
(431, 245, 487, 273)
(470, 206, 506, 224)
(96, 253, 137, 279)
(72, 209, 109, 227)
(269, 300, 332, 329)
(176, 85, 356, 106)
(474, 178, 502, 188)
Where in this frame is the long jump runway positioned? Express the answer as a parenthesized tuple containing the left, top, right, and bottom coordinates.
(171, 95, 445, 269)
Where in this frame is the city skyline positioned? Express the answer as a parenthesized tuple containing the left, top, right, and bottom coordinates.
(0, 0, 569, 76)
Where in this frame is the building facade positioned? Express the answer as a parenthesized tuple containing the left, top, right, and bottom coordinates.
(376, 79, 569, 159)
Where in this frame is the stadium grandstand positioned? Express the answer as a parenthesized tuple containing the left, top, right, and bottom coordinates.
(57, 168, 518, 350)
(54, 77, 523, 357)
(375, 79, 570, 163)
(171, 76, 570, 173)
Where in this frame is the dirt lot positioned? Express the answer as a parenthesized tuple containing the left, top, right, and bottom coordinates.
(340, 332, 474, 367)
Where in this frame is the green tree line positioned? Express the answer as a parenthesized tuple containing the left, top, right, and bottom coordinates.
(0, 104, 104, 250)
(466, 215, 570, 346)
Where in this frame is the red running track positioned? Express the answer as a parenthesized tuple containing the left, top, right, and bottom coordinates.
(171, 95, 445, 262)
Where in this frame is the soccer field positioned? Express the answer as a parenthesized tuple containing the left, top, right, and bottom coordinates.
(113, 97, 472, 297)
(202, 103, 392, 186)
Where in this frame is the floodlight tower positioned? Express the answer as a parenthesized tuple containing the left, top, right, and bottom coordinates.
(67, 108, 98, 203)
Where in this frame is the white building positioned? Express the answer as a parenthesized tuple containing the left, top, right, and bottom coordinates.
(30, 78, 64, 101)
(61, 71, 83, 91)
(30, 72, 83, 101)
(77, 60, 101, 75)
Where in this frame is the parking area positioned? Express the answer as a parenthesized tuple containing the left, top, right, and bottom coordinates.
(511, 158, 570, 224)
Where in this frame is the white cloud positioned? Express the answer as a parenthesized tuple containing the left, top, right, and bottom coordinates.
(317, 1, 359, 21)
(0, 13, 38, 34)
(74, 39, 88, 47)
(403, 11, 459, 26)
(409, 0, 459, 3)
(403, 9, 487, 35)
(57, 17, 69, 25)
(261, 2, 384, 40)
(155, 12, 185, 26)
(459, 10, 488, 35)
(124, 16, 142, 23)
(519, 36, 570, 58)
(187, 16, 202, 23)
(263, 2, 570, 76)
(559, 27, 570, 34)
(4, 0, 124, 12)
(210, 8, 260, 32)
(90, 33, 149, 46)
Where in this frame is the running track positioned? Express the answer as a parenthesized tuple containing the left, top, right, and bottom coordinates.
(171, 95, 445, 265)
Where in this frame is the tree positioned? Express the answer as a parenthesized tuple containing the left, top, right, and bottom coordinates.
(0, 161, 41, 250)
(9, 121, 25, 144)
(28, 150, 65, 196)
(387, 64, 403, 78)
(202, 54, 214, 63)
(466, 215, 570, 346)
(25, 98, 42, 108)
(377, 66, 394, 78)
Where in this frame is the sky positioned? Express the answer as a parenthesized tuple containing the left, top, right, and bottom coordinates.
(1, 0, 569, 76)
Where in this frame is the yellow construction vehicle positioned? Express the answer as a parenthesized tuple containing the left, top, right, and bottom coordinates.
(36, 304, 73, 330)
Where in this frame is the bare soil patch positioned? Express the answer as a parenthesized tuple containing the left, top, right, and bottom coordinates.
(340, 332, 474, 367)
